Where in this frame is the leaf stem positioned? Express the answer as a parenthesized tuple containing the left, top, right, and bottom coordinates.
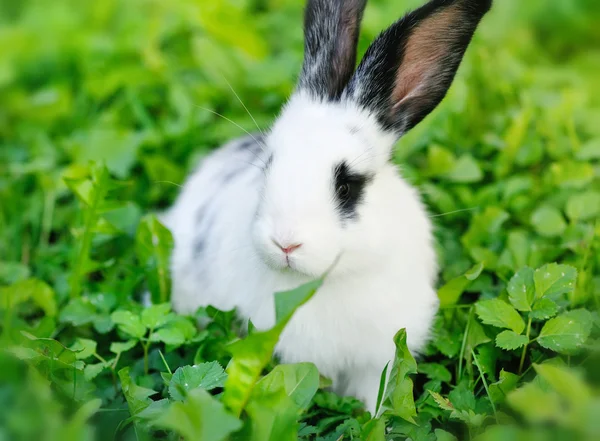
(458, 307, 473, 382)
(143, 342, 149, 375)
(93, 353, 108, 364)
(518, 316, 533, 375)
(472, 349, 497, 423)
(143, 329, 154, 375)
(158, 349, 172, 375)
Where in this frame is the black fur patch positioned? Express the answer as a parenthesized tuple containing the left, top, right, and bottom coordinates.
(264, 153, 273, 172)
(300, 0, 367, 100)
(238, 135, 264, 154)
(333, 161, 371, 220)
(344, 0, 492, 134)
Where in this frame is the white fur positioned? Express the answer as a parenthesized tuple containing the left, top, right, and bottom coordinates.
(163, 92, 439, 412)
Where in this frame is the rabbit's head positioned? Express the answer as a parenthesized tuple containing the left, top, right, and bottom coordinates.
(252, 0, 491, 277)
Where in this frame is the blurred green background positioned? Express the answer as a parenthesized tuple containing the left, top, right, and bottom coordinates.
(1, 1, 599, 440)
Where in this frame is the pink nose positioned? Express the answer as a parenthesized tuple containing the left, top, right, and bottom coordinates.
(272, 239, 303, 254)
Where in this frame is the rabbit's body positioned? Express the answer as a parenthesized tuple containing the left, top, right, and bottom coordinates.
(165, 0, 491, 413)
(164, 96, 438, 410)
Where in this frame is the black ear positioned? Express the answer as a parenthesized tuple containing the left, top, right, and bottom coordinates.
(344, 0, 492, 135)
(298, 0, 368, 101)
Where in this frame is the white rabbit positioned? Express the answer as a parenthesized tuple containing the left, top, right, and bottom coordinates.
(163, 0, 492, 412)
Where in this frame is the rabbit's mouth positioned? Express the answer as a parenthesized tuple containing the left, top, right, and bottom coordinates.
(256, 242, 323, 279)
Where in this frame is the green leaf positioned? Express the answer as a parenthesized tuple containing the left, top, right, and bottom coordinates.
(375, 362, 389, 415)
(169, 362, 227, 401)
(84, 362, 109, 381)
(361, 417, 387, 441)
(380, 329, 417, 422)
(0, 278, 57, 317)
(474, 344, 496, 378)
(430, 389, 487, 427)
(313, 390, 364, 414)
(141, 303, 171, 329)
(135, 399, 170, 423)
(530, 205, 566, 237)
(530, 298, 558, 321)
(418, 363, 452, 383)
(489, 370, 520, 404)
(426, 144, 456, 176)
(576, 139, 600, 160)
(61, 398, 103, 439)
(150, 327, 186, 346)
(533, 363, 592, 406)
(473, 425, 523, 441)
(274, 278, 323, 325)
(118, 367, 155, 416)
(435, 429, 458, 441)
(438, 263, 484, 308)
(158, 315, 198, 346)
(565, 191, 600, 221)
(110, 339, 138, 355)
(254, 363, 319, 411)
(241, 367, 312, 441)
(549, 160, 594, 189)
(537, 309, 593, 354)
(64, 176, 94, 206)
(59, 298, 96, 326)
(21, 334, 81, 370)
(507, 382, 562, 423)
(157, 388, 242, 441)
(507, 230, 530, 270)
(136, 215, 173, 304)
(495, 330, 528, 350)
(223, 278, 323, 417)
(533, 263, 577, 299)
(429, 390, 454, 412)
(448, 381, 477, 412)
(444, 154, 483, 183)
(67, 128, 142, 179)
(71, 338, 97, 360)
(0, 261, 30, 284)
(221, 325, 284, 418)
(475, 299, 525, 333)
(507, 267, 535, 311)
(111, 310, 147, 339)
(462, 207, 510, 249)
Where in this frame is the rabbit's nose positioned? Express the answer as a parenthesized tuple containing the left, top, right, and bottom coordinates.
(271, 239, 303, 254)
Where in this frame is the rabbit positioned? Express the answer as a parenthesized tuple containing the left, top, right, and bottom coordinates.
(162, 0, 492, 413)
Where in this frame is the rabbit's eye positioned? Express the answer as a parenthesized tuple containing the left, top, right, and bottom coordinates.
(333, 161, 372, 221)
(337, 183, 350, 198)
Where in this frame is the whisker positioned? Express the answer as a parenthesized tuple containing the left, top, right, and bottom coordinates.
(429, 207, 478, 218)
(153, 180, 184, 188)
(232, 159, 265, 171)
(222, 77, 265, 138)
(347, 149, 370, 168)
(194, 105, 268, 167)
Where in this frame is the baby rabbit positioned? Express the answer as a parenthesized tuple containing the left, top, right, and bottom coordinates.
(163, 0, 491, 412)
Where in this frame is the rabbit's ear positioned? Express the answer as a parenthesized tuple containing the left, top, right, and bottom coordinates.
(344, 0, 491, 135)
(298, 0, 367, 101)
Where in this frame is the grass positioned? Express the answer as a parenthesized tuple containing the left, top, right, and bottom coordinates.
(1, 0, 599, 440)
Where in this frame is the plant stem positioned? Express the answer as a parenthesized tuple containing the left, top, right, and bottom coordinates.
(518, 316, 533, 375)
(457, 307, 473, 382)
(93, 353, 108, 364)
(472, 349, 497, 423)
(158, 349, 172, 375)
(143, 342, 150, 375)
(143, 329, 154, 375)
